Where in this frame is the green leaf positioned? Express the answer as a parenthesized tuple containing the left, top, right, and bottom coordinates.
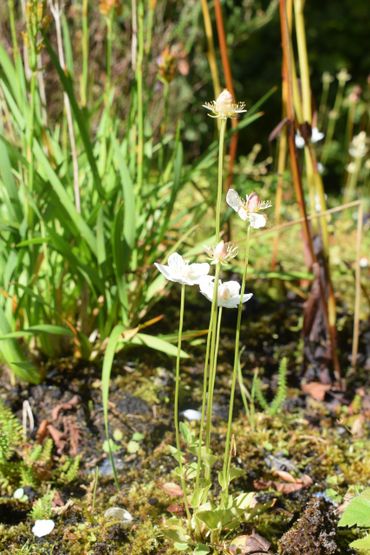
(114, 142, 136, 252)
(0, 306, 40, 384)
(128, 333, 188, 358)
(180, 422, 193, 445)
(196, 508, 237, 531)
(174, 542, 189, 551)
(33, 141, 97, 254)
(101, 324, 125, 488)
(193, 544, 210, 555)
(0, 325, 73, 340)
(339, 489, 370, 528)
(350, 535, 370, 554)
(44, 38, 105, 198)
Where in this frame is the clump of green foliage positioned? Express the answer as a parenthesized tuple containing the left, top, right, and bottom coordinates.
(0, 401, 80, 494)
(338, 488, 370, 553)
(30, 490, 54, 520)
(254, 357, 288, 416)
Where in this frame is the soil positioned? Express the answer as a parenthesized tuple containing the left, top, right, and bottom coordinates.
(0, 291, 369, 554)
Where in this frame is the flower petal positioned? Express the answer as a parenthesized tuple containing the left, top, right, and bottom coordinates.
(222, 280, 241, 297)
(167, 252, 186, 271)
(248, 213, 266, 229)
(187, 262, 210, 282)
(154, 262, 178, 282)
(32, 520, 55, 538)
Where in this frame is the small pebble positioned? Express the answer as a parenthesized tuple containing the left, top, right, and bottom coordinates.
(182, 409, 202, 421)
(13, 488, 25, 500)
(104, 507, 133, 527)
(32, 519, 55, 538)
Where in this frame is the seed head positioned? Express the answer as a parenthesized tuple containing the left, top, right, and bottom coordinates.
(204, 240, 238, 265)
(203, 89, 246, 119)
(349, 131, 367, 159)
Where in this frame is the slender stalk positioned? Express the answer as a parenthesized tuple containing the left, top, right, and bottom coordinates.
(322, 79, 346, 163)
(214, 0, 238, 200)
(352, 201, 363, 368)
(7, 0, 20, 63)
(51, 2, 81, 213)
(174, 284, 191, 520)
(204, 301, 222, 479)
(195, 294, 216, 492)
(318, 76, 332, 129)
(345, 156, 362, 202)
(294, 0, 311, 123)
(144, 0, 156, 55)
(271, 132, 287, 268)
(80, 0, 89, 107)
(105, 12, 114, 94)
(221, 225, 250, 502)
(200, 0, 221, 99)
(136, 0, 145, 193)
(215, 119, 227, 240)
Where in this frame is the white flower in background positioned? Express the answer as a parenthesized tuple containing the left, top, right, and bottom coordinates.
(199, 276, 253, 309)
(346, 161, 356, 174)
(154, 253, 210, 286)
(295, 127, 324, 149)
(226, 189, 271, 229)
(349, 131, 367, 159)
(336, 68, 351, 85)
(32, 519, 55, 538)
(317, 162, 325, 175)
(204, 240, 238, 265)
(359, 257, 368, 269)
(203, 89, 246, 119)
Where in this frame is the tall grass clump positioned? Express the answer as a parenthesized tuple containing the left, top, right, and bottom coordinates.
(0, 1, 213, 382)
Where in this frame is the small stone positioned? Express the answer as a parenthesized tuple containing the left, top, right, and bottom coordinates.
(182, 409, 202, 421)
(32, 519, 55, 538)
(13, 488, 25, 500)
(104, 507, 133, 527)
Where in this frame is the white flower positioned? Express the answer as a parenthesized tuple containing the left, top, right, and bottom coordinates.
(204, 240, 238, 265)
(336, 68, 351, 85)
(312, 127, 325, 143)
(295, 127, 324, 149)
(349, 131, 367, 159)
(155, 253, 210, 286)
(295, 133, 305, 149)
(199, 276, 253, 309)
(226, 189, 271, 229)
(32, 519, 55, 538)
(203, 89, 246, 119)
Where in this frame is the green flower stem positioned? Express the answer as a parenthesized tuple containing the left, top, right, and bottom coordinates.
(175, 284, 191, 521)
(204, 303, 223, 480)
(221, 225, 251, 503)
(195, 299, 215, 491)
(322, 81, 345, 164)
(195, 262, 220, 492)
(215, 118, 227, 241)
(345, 156, 362, 202)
